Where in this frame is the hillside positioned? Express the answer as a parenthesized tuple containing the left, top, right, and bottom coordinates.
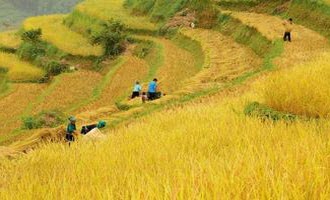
(0, 0, 81, 31)
(1, 0, 330, 198)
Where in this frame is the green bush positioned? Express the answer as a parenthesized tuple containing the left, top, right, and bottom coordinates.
(244, 101, 297, 122)
(17, 42, 46, 61)
(115, 102, 131, 111)
(133, 41, 154, 58)
(45, 61, 68, 76)
(22, 110, 66, 130)
(91, 19, 127, 57)
(21, 29, 42, 43)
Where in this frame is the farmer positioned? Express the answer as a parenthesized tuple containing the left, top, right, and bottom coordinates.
(283, 18, 294, 42)
(66, 116, 77, 143)
(131, 81, 142, 99)
(81, 120, 107, 135)
(148, 78, 158, 100)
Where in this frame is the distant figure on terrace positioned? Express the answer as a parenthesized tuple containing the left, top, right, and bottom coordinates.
(283, 18, 293, 42)
(131, 81, 142, 99)
(148, 78, 161, 100)
(66, 116, 77, 144)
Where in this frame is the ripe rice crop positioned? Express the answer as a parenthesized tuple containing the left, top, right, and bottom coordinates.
(31, 70, 103, 115)
(76, 0, 156, 31)
(0, 31, 21, 48)
(264, 53, 330, 118)
(1, 91, 330, 199)
(23, 15, 103, 57)
(0, 52, 44, 82)
(155, 39, 200, 94)
(80, 55, 149, 111)
(0, 83, 45, 138)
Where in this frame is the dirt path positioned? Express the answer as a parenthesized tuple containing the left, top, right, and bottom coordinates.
(222, 11, 329, 68)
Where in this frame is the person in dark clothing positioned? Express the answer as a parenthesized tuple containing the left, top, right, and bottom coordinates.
(81, 120, 107, 135)
(283, 18, 293, 42)
(66, 116, 76, 142)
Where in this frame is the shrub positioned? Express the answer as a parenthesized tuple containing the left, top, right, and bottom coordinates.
(115, 102, 131, 111)
(133, 41, 154, 58)
(244, 101, 296, 121)
(17, 42, 46, 61)
(45, 61, 68, 76)
(21, 29, 42, 43)
(91, 19, 127, 57)
(22, 110, 66, 130)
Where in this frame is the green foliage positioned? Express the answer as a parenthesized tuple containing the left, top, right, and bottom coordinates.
(125, 0, 216, 23)
(21, 29, 42, 43)
(45, 61, 68, 76)
(133, 40, 154, 58)
(0, 67, 9, 95)
(64, 10, 103, 37)
(171, 33, 205, 70)
(215, 13, 272, 57)
(115, 102, 131, 111)
(22, 110, 66, 130)
(0, 46, 16, 54)
(244, 101, 297, 121)
(91, 20, 127, 57)
(17, 42, 45, 61)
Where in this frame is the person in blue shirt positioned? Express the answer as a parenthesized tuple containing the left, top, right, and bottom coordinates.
(131, 81, 142, 99)
(148, 78, 158, 100)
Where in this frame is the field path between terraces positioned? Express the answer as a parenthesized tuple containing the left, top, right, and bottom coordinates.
(222, 10, 329, 68)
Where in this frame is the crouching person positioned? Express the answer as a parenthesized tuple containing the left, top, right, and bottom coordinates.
(81, 120, 107, 135)
(66, 116, 77, 145)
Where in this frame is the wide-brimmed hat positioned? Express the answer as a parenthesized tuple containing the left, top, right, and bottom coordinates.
(68, 116, 76, 122)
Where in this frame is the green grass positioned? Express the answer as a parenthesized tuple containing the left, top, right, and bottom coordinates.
(171, 33, 205, 71)
(214, 13, 273, 57)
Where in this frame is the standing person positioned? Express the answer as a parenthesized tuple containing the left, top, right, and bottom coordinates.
(148, 78, 158, 100)
(66, 116, 77, 144)
(283, 18, 293, 42)
(131, 81, 142, 99)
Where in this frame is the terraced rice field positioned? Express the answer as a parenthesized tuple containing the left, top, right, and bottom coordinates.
(23, 15, 103, 57)
(0, 52, 44, 82)
(30, 71, 103, 115)
(76, 0, 156, 31)
(0, 84, 45, 138)
(0, 30, 21, 48)
(223, 11, 329, 68)
(155, 39, 200, 94)
(79, 55, 149, 112)
(180, 28, 261, 93)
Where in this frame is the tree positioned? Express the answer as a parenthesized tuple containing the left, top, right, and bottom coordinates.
(91, 19, 127, 57)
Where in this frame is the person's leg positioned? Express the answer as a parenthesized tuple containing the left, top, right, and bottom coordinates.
(131, 92, 139, 99)
(283, 32, 287, 41)
(288, 32, 291, 42)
